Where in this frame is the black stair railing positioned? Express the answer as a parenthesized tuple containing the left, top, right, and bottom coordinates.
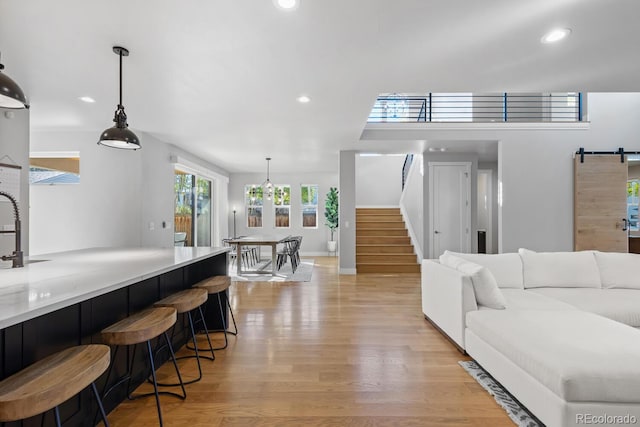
(368, 93, 583, 123)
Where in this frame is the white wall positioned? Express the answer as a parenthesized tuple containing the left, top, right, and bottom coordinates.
(29, 131, 142, 254)
(399, 154, 423, 259)
(339, 151, 356, 273)
(355, 155, 404, 206)
(228, 171, 338, 255)
(140, 135, 229, 248)
(0, 108, 29, 261)
(29, 130, 229, 255)
(499, 93, 640, 252)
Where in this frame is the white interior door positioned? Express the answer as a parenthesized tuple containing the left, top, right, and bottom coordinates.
(429, 162, 471, 258)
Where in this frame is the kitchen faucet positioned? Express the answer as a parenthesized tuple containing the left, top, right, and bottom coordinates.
(0, 191, 23, 268)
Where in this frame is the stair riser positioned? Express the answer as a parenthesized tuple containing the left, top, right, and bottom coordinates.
(356, 237, 411, 244)
(357, 229, 408, 237)
(357, 264, 421, 273)
(357, 255, 417, 263)
(356, 208, 401, 215)
(356, 221, 405, 229)
(356, 245, 414, 254)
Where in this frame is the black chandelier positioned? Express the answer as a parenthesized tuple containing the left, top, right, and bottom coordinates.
(248, 158, 282, 202)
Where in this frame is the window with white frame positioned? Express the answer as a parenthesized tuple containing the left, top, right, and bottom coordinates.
(273, 185, 291, 228)
(245, 184, 263, 227)
(301, 184, 318, 228)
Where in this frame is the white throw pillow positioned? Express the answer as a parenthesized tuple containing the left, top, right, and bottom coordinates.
(456, 261, 507, 309)
(594, 251, 640, 289)
(443, 251, 524, 289)
(518, 248, 601, 288)
(439, 251, 467, 269)
(440, 253, 507, 309)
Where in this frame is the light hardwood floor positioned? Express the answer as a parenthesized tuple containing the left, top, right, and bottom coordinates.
(107, 257, 513, 426)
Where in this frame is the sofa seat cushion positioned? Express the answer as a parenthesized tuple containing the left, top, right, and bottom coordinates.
(442, 251, 524, 289)
(466, 309, 640, 403)
(529, 288, 640, 327)
(500, 289, 578, 310)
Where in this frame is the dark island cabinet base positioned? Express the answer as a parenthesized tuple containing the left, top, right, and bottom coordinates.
(0, 253, 227, 426)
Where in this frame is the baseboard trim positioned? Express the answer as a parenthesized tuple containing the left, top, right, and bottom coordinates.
(423, 314, 467, 355)
(339, 268, 357, 275)
(300, 251, 339, 257)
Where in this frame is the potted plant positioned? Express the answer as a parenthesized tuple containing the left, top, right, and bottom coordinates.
(324, 187, 339, 252)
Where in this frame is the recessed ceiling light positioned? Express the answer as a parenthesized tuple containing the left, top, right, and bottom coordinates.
(297, 95, 310, 103)
(79, 96, 95, 103)
(428, 147, 447, 152)
(275, 0, 298, 10)
(541, 28, 571, 44)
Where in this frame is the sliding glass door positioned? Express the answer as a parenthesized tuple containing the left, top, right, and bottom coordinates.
(175, 170, 214, 247)
(196, 177, 212, 246)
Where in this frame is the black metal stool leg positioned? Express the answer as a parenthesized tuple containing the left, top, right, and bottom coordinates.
(91, 382, 110, 427)
(146, 339, 164, 427)
(54, 406, 62, 427)
(163, 332, 187, 399)
(159, 310, 213, 385)
(197, 305, 217, 359)
(213, 293, 229, 350)
(223, 292, 239, 336)
(185, 305, 216, 361)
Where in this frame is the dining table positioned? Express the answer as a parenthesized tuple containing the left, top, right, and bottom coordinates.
(227, 235, 291, 276)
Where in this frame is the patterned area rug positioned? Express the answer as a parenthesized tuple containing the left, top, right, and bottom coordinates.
(230, 258, 314, 282)
(459, 361, 544, 427)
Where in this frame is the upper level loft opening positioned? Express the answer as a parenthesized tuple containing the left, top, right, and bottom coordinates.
(367, 93, 584, 123)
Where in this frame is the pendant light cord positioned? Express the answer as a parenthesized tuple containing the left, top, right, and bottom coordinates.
(118, 50, 123, 108)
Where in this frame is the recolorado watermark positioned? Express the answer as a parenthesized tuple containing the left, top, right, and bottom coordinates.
(576, 414, 637, 425)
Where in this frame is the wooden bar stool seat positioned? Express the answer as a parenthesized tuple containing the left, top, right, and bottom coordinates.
(196, 275, 230, 294)
(193, 275, 238, 350)
(102, 307, 177, 346)
(154, 288, 216, 384)
(101, 307, 185, 427)
(0, 344, 110, 426)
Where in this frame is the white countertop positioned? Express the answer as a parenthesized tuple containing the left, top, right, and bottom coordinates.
(0, 247, 229, 329)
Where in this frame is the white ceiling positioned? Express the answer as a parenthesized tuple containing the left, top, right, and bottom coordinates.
(1, 0, 639, 173)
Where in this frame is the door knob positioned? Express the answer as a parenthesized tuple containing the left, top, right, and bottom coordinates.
(434, 230, 440, 234)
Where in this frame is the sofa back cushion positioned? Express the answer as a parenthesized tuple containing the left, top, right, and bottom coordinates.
(440, 253, 507, 309)
(518, 248, 601, 288)
(442, 251, 524, 289)
(594, 251, 640, 289)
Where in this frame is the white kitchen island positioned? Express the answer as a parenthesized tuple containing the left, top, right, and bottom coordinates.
(0, 246, 230, 427)
(0, 246, 229, 329)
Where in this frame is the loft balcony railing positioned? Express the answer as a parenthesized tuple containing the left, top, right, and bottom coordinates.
(367, 93, 583, 123)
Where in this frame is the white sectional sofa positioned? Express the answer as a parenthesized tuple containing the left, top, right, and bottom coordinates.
(422, 249, 640, 427)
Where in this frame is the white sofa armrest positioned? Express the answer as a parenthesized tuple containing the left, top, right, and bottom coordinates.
(422, 259, 478, 350)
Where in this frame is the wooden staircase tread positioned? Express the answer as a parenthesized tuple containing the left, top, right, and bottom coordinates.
(356, 262, 420, 266)
(356, 244, 414, 246)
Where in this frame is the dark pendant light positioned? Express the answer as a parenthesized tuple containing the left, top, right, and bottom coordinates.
(0, 52, 29, 109)
(98, 46, 140, 150)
